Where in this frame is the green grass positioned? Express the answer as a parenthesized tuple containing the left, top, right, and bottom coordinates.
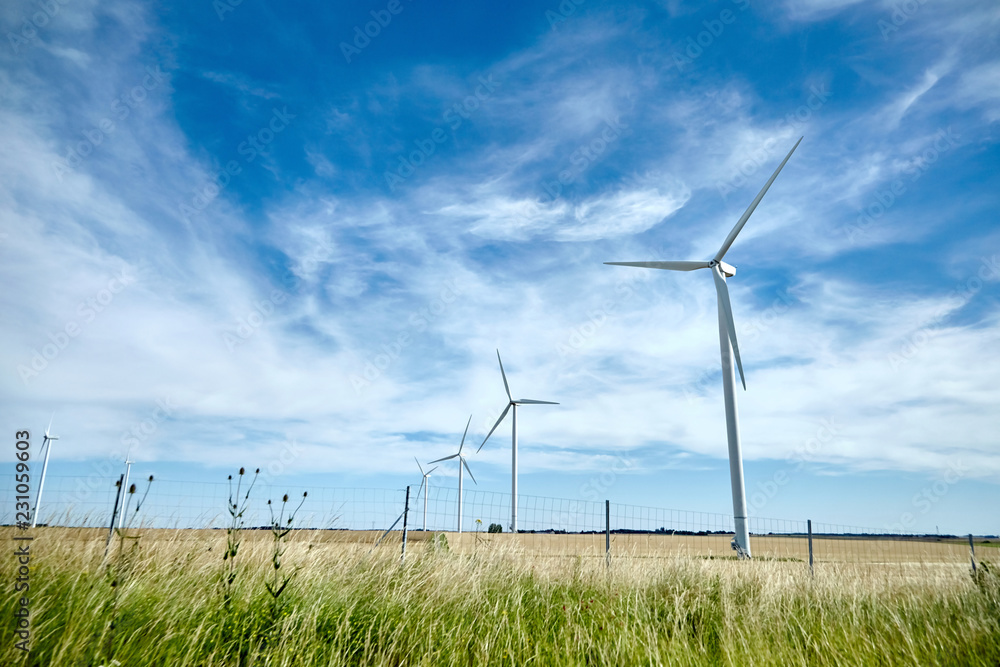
(2, 528, 998, 666)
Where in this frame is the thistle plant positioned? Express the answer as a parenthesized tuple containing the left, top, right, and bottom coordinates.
(223, 467, 259, 607)
(264, 491, 307, 631)
(123, 475, 155, 532)
(110, 474, 155, 578)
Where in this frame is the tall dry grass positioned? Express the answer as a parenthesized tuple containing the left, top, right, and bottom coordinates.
(2, 527, 997, 666)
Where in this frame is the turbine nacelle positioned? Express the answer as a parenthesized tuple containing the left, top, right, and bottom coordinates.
(710, 259, 736, 277)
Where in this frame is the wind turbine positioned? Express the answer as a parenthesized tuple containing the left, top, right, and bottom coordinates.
(30, 415, 59, 528)
(414, 457, 438, 532)
(429, 415, 476, 533)
(605, 137, 802, 559)
(118, 449, 134, 529)
(478, 350, 559, 533)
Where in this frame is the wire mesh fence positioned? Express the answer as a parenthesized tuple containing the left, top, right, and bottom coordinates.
(1, 473, 987, 570)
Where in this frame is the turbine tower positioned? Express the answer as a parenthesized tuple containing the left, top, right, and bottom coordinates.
(605, 137, 802, 558)
(479, 350, 558, 533)
(31, 415, 59, 528)
(429, 415, 476, 533)
(414, 457, 438, 531)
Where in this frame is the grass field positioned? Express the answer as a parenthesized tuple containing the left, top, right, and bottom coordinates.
(3, 527, 998, 666)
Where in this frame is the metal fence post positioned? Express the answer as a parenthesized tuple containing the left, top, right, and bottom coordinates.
(401, 486, 410, 564)
(605, 500, 611, 568)
(807, 519, 814, 576)
(969, 533, 977, 576)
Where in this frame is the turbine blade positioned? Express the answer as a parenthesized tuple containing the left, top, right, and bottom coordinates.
(604, 261, 711, 271)
(462, 457, 477, 484)
(458, 414, 472, 453)
(478, 403, 511, 452)
(427, 466, 438, 475)
(712, 266, 746, 390)
(517, 399, 559, 405)
(414, 456, 425, 476)
(497, 350, 512, 402)
(417, 476, 426, 499)
(428, 453, 459, 464)
(714, 137, 802, 262)
(45, 412, 55, 438)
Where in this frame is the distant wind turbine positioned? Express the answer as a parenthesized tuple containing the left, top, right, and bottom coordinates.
(30, 415, 59, 528)
(429, 415, 476, 533)
(118, 449, 134, 529)
(478, 350, 558, 533)
(414, 457, 438, 531)
(605, 137, 802, 559)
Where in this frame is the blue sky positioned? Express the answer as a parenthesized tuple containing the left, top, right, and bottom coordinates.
(1, 0, 998, 535)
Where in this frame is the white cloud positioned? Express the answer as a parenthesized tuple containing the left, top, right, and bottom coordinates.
(876, 64, 950, 130)
(438, 180, 690, 242)
(559, 185, 692, 241)
(781, 0, 867, 22)
(955, 60, 1000, 122)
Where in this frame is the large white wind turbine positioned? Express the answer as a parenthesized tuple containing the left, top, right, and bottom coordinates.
(30, 415, 59, 528)
(414, 457, 438, 531)
(478, 350, 558, 534)
(429, 415, 476, 533)
(605, 137, 802, 559)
